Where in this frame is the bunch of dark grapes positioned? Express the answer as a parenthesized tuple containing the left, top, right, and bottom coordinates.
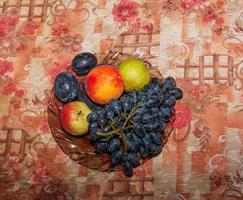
(87, 77, 183, 177)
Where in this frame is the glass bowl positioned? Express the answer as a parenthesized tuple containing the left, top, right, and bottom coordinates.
(47, 51, 174, 172)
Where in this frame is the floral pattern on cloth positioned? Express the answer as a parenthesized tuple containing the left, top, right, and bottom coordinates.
(0, 0, 242, 199)
(174, 103, 192, 129)
(112, 0, 161, 33)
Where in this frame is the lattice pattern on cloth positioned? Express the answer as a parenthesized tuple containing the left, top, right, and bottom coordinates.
(0, 129, 31, 161)
(176, 54, 235, 85)
(0, 0, 50, 22)
(114, 32, 160, 69)
(102, 177, 153, 200)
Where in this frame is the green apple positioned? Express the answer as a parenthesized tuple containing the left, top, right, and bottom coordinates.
(119, 58, 150, 92)
(60, 101, 91, 136)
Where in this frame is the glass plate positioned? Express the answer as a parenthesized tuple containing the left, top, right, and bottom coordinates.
(47, 51, 174, 172)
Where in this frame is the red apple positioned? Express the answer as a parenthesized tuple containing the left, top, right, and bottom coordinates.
(60, 101, 91, 136)
(85, 65, 124, 104)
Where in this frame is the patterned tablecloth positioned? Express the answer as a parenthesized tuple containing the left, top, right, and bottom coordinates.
(0, 0, 243, 199)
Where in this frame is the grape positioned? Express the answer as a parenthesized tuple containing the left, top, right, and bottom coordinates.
(134, 123, 145, 138)
(97, 117, 107, 127)
(159, 107, 173, 119)
(151, 107, 159, 114)
(127, 153, 139, 167)
(121, 161, 133, 177)
(169, 88, 183, 100)
(160, 79, 175, 91)
(87, 112, 97, 123)
(137, 107, 146, 115)
(151, 77, 160, 86)
(147, 88, 155, 95)
(119, 96, 126, 103)
(122, 98, 132, 111)
(90, 130, 101, 142)
(126, 139, 136, 152)
(89, 122, 98, 130)
(142, 113, 152, 124)
(106, 110, 114, 119)
(132, 134, 143, 148)
(109, 100, 122, 114)
(54, 72, 79, 103)
(146, 123, 159, 131)
(111, 154, 120, 166)
(158, 94, 165, 104)
(96, 111, 105, 120)
(111, 150, 125, 166)
(165, 76, 176, 87)
(158, 121, 167, 130)
(108, 138, 121, 153)
(111, 117, 118, 124)
(114, 121, 123, 129)
(151, 132, 162, 146)
(164, 96, 176, 107)
(142, 134, 152, 152)
(103, 126, 111, 132)
(139, 146, 148, 159)
(153, 85, 161, 93)
(143, 84, 150, 92)
(130, 91, 139, 104)
(151, 144, 162, 156)
(95, 142, 108, 153)
(71, 52, 97, 75)
(137, 91, 144, 100)
(152, 112, 159, 118)
(119, 112, 126, 121)
(147, 81, 160, 94)
(146, 96, 158, 107)
(132, 115, 141, 123)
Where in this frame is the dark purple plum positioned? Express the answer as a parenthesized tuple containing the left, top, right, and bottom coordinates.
(71, 52, 97, 75)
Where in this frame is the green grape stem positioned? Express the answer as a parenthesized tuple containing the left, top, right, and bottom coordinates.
(122, 101, 143, 129)
(120, 132, 128, 154)
(123, 126, 133, 130)
(102, 136, 112, 141)
(96, 101, 144, 154)
(97, 126, 132, 138)
(108, 121, 116, 130)
(97, 130, 120, 137)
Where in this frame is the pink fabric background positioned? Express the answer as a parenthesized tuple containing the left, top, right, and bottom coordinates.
(0, 0, 243, 199)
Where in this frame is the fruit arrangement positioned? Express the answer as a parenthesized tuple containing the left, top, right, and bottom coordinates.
(48, 51, 183, 177)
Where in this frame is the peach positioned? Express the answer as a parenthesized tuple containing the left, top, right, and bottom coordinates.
(85, 65, 124, 104)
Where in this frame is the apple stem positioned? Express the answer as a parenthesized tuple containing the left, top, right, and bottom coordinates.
(78, 111, 82, 115)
